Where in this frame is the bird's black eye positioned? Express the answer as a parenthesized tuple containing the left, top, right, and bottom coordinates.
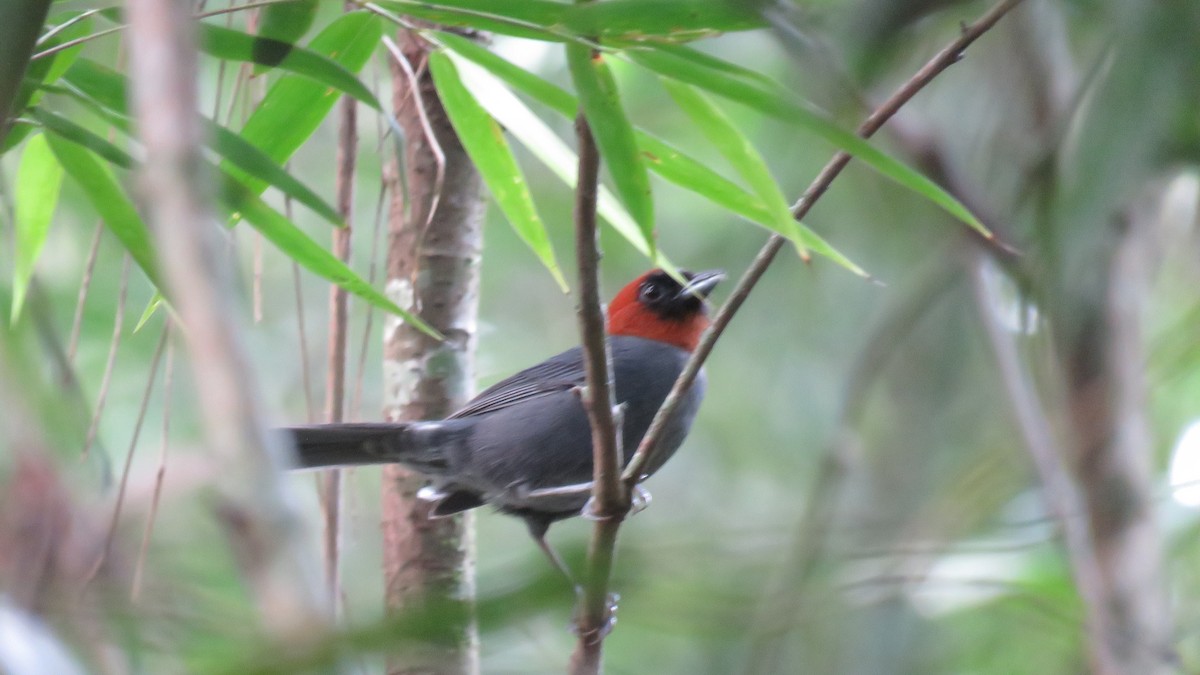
(639, 283, 663, 302)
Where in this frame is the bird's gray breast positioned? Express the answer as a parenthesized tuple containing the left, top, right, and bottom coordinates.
(451, 336, 705, 514)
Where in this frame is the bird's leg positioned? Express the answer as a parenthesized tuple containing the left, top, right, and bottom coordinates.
(525, 518, 576, 588)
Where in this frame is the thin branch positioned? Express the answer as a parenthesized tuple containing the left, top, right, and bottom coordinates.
(623, 0, 1028, 486)
(91, 326, 168, 585)
(132, 333, 174, 602)
(286, 189, 316, 424)
(381, 35, 444, 227)
(68, 222, 103, 363)
(966, 247, 1118, 674)
(321, 67, 358, 613)
(82, 255, 130, 459)
(568, 102, 625, 675)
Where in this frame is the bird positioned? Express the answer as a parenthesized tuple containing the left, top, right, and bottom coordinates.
(283, 268, 723, 578)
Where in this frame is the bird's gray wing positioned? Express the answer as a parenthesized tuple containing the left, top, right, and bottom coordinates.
(448, 346, 585, 419)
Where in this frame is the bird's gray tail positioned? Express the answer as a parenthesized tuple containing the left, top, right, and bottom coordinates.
(281, 421, 465, 473)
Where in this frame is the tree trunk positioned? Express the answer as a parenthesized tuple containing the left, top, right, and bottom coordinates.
(381, 27, 484, 675)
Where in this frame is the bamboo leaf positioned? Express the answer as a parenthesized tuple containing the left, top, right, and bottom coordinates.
(31, 107, 134, 168)
(61, 58, 343, 225)
(428, 52, 566, 290)
(11, 133, 64, 320)
(198, 22, 379, 109)
(567, 43, 654, 256)
(369, 0, 762, 41)
(440, 35, 772, 236)
(230, 12, 382, 194)
(253, 0, 319, 75)
(628, 45, 992, 239)
(2, 11, 90, 152)
(663, 80, 801, 246)
(217, 174, 441, 339)
(44, 134, 161, 288)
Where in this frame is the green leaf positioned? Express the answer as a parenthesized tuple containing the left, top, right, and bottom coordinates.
(207, 120, 343, 226)
(564, 0, 763, 40)
(635, 133, 775, 226)
(2, 11, 90, 153)
(217, 174, 441, 339)
(45, 134, 161, 289)
(134, 292, 165, 333)
(0, 0, 52, 149)
(31, 107, 134, 168)
(230, 11, 382, 194)
(369, 0, 762, 41)
(567, 43, 654, 256)
(435, 32, 576, 116)
(368, 0, 571, 42)
(428, 52, 566, 290)
(439, 33, 773, 234)
(662, 80, 798, 245)
(664, 79, 870, 277)
(11, 133, 64, 320)
(198, 22, 379, 109)
(60, 58, 342, 225)
(253, 0, 319, 75)
(628, 45, 992, 239)
(444, 49, 672, 271)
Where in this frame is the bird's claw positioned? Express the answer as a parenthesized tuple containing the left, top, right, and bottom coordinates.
(629, 485, 652, 515)
(570, 591, 620, 643)
(581, 485, 651, 520)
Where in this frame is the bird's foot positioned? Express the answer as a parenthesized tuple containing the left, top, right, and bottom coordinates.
(581, 485, 651, 521)
(629, 485, 652, 515)
(571, 590, 620, 643)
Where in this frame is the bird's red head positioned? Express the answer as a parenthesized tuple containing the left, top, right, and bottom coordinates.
(607, 269, 725, 352)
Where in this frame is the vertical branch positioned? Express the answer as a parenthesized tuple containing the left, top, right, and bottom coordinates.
(124, 0, 327, 640)
(381, 27, 483, 675)
(967, 248, 1118, 674)
(568, 114, 626, 675)
(321, 7, 358, 611)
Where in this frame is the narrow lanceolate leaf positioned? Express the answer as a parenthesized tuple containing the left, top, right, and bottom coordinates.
(2, 11, 91, 152)
(664, 79, 869, 277)
(563, 0, 763, 40)
(198, 23, 379, 109)
(439, 33, 774, 232)
(45, 134, 161, 289)
(566, 43, 654, 256)
(11, 133, 63, 320)
(218, 175, 440, 338)
(628, 45, 991, 239)
(252, 0, 319, 75)
(428, 52, 567, 290)
(230, 11, 382, 194)
(207, 121, 342, 226)
(60, 58, 342, 225)
(31, 107, 134, 168)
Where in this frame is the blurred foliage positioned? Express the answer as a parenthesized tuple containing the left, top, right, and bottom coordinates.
(1, 0, 1200, 673)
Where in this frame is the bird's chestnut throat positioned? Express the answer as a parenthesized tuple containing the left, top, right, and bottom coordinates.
(606, 303, 710, 352)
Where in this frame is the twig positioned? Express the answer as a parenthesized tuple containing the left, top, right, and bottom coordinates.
(568, 92, 625, 675)
(381, 35, 444, 228)
(623, 0, 1028, 486)
(91, 327, 168, 586)
(321, 65, 358, 613)
(132, 333, 174, 602)
(966, 248, 1117, 674)
(68, 222, 103, 362)
(82, 255, 130, 459)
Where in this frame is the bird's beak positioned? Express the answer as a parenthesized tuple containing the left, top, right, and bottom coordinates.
(677, 269, 725, 301)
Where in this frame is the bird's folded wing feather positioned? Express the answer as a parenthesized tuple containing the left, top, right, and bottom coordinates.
(448, 347, 585, 419)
